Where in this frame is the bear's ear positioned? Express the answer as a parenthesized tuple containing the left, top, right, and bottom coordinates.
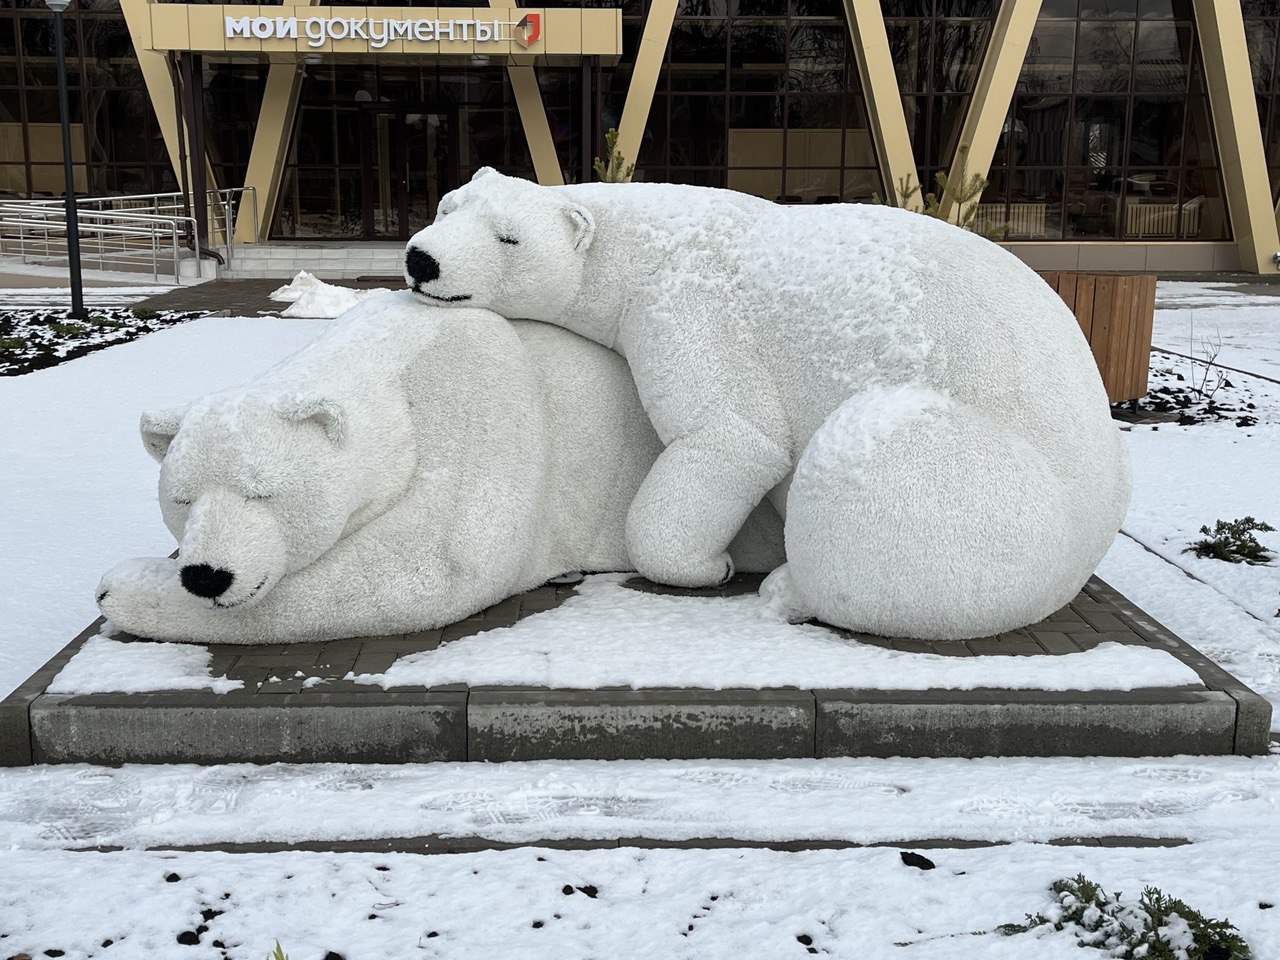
(471, 166, 497, 183)
(565, 201, 595, 253)
(275, 394, 347, 445)
(140, 408, 184, 463)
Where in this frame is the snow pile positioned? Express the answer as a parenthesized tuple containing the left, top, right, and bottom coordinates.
(46, 634, 241, 695)
(269, 271, 388, 319)
(350, 575, 1202, 691)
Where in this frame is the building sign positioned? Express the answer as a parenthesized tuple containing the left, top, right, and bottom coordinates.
(144, 4, 622, 61)
(225, 12, 542, 49)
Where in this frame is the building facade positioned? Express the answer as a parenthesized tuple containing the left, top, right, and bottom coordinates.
(2, 0, 1280, 273)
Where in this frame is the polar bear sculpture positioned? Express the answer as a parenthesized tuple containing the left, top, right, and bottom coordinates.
(96, 291, 784, 644)
(404, 171, 1132, 639)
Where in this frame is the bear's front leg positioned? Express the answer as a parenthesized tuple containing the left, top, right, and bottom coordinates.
(625, 412, 793, 587)
(96, 556, 229, 641)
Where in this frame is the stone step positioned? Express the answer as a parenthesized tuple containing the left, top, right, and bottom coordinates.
(1, 578, 1270, 766)
(223, 244, 407, 281)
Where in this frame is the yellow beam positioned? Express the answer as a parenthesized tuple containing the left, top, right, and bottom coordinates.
(489, 2, 563, 186)
(616, 0, 678, 178)
(1192, 0, 1279, 274)
(233, 63, 307, 244)
(505, 64, 564, 186)
(939, 0, 1041, 221)
(232, 0, 320, 243)
(119, 0, 216, 193)
(843, 0, 918, 207)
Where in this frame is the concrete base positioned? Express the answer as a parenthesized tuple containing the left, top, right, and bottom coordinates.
(1, 578, 1270, 765)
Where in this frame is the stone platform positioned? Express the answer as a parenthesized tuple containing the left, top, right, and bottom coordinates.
(1, 577, 1269, 765)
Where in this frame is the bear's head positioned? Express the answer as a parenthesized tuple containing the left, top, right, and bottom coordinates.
(140, 391, 353, 610)
(403, 168, 594, 320)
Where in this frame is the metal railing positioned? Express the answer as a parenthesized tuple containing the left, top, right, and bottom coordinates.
(0, 187, 257, 283)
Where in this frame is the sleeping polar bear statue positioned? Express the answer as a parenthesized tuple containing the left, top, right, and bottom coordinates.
(95, 292, 783, 644)
(404, 169, 1132, 640)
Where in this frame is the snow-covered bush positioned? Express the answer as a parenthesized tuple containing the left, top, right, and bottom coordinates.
(999, 874, 1251, 959)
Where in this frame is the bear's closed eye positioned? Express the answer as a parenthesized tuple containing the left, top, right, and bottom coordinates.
(497, 235, 519, 245)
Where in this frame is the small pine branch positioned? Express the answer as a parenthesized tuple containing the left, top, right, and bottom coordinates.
(592, 128, 635, 183)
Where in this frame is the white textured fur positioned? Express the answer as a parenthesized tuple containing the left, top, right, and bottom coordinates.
(96, 291, 784, 644)
(404, 170, 1132, 639)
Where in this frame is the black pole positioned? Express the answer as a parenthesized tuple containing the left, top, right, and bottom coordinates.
(53, 5, 86, 321)
(179, 53, 209, 250)
(581, 58, 591, 184)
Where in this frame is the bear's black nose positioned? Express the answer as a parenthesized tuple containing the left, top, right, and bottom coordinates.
(406, 247, 440, 285)
(181, 564, 235, 599)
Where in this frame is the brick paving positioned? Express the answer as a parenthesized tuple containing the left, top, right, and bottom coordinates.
(1, 576, 1270, 765)
(134, 278, 393, 317)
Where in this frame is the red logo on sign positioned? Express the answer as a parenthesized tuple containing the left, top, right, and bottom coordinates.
(515, 12, 540, 47)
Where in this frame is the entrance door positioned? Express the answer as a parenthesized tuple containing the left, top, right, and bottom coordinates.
(363, 105, 457, 240)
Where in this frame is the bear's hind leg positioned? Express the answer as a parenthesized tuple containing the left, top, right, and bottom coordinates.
(781, 389, 1114, 639)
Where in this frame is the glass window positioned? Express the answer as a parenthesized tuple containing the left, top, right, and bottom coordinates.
(1080, 0, 1138, 17)
(1245, 6, 1280, 201)
(1070, 97, 1126, 166)
(630, 0, 880, 201)
(883, 1, 995, 185)
(669, 21, 727, 92)
(989, 1, 1229, 239)
(788, 24, 845, 93)
(1076, 21, 1135, 92)
(1133, 20, 1189, 93)
(1018, 22, 1076, 93)
(1127, 96, 1183, 165)
(730, 23, 787, 92)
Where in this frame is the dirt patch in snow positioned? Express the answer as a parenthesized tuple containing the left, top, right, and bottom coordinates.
(0, 307, 207, 376)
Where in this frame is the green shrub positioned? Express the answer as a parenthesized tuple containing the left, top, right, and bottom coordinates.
(49, 321, 86, 337)
(90, 315, 129, 328)
(0, 335, 27, 352)
(1185, 517, 1276, 565)
(269, 941, 290, 960)
(132, 307, 159, 320)
(1000, 874, 1251, 959)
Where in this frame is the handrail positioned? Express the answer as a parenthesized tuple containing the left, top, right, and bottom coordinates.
(0, 186, 257, 282)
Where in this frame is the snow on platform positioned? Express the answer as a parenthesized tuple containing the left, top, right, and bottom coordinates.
(0, 576, 1267, 766)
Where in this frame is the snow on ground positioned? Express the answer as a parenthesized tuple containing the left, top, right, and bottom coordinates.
(351, 574, 1199, 691)
(46, 634, 241, 695)
(1101, 314, 1280, 726)
(0, 279, 1278, 959)
(1, 841, 1276, 960)
(0, 755, 1273, 851)
(0, 315, 330, 699)
(1154, 281, 1280, 379)
(0, 285, 175, 308)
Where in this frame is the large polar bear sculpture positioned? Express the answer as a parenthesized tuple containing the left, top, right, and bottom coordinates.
(404, 170, 1132, 639)
(95, 292, 783, 644)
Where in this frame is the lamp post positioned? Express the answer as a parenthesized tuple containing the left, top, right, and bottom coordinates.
(46, 0, 86, 321)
